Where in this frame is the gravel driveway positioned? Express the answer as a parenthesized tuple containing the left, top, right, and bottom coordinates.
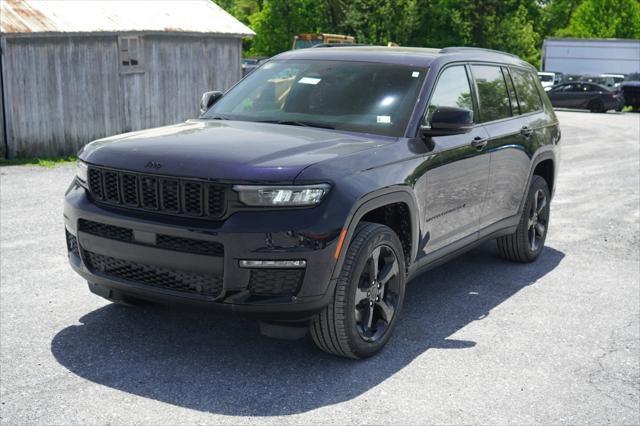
(1, 111, 638, 424)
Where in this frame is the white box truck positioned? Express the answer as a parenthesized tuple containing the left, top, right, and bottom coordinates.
(541, 38, 640, 76)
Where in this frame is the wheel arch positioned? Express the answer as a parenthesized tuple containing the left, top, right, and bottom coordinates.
(518, 151, 557, 214)
(330, 187, 420, 281)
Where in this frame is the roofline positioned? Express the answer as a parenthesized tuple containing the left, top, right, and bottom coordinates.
(0, 31, 253, 39)
(274, 45, 533, 69)
(543, 37, 640, 43)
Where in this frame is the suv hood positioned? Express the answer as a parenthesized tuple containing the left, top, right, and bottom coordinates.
(80, 120, 389, 181)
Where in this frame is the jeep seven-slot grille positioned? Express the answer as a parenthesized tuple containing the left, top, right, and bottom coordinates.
(87, 166, 227, 219)
(83, 250, 223, 297)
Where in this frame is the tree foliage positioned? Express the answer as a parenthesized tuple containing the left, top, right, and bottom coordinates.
(556, 0, 640, 38)
(216, 0, 640, 67)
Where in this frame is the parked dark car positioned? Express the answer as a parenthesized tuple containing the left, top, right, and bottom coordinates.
(620, 81, 640, 109)
(65, 46, 560, 358)
(547, 82, 624, 112)
(241, 57, 268, 77)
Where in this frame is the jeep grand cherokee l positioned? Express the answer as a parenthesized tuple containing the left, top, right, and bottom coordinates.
(65, 46, 560, 359)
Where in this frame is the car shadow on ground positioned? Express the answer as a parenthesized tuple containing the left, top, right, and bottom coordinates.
(51, 242, 564, 416)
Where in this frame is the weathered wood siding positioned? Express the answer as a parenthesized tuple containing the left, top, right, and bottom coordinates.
(0, 34, 242, 157)
(0, 39, 5, 159)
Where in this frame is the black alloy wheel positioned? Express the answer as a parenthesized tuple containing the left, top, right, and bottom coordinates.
(527, 188, 549, 252)
(354, 244, 401, 342)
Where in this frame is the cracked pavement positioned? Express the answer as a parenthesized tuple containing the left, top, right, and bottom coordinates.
(1, 110, 639, 424)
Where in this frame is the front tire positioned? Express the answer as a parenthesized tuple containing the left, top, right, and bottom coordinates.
(310, 222, 406, 359)
(497, 175, 551, 263)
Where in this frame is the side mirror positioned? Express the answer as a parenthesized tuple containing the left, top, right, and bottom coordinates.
(199, 91, 223, 115)
(420, 107, 474, 139)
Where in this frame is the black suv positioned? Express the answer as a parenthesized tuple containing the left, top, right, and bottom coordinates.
(65, 46, 560, 359)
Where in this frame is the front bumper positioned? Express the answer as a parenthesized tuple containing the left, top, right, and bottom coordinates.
(64, 181, 342, 321)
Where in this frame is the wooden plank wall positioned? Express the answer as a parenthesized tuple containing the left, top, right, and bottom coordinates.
(1, 34, 242, 157)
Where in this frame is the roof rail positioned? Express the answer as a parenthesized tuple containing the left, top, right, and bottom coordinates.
(440, 46, 521, 59)
(311, 43, 369, 48)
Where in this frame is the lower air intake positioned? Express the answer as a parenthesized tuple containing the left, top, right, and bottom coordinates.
(248, 269, 304, 297)
(83, 250, 223, 297)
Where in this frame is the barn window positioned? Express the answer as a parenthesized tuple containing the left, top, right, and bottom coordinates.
(119, 36, 143, 73)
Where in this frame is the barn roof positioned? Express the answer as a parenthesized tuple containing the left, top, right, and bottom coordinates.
(0, 0, 255, 37)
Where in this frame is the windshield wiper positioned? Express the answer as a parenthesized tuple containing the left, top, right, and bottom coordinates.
(203, 115, 229, 120)
(255, 120, 335, 129)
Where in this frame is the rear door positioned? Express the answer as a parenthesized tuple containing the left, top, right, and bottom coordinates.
(473, 64, 537, 227)
(418, 64, 491, 254)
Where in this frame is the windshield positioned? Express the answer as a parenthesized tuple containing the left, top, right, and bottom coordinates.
(539, 74, 554, 82)
(205, 60, 428, 137)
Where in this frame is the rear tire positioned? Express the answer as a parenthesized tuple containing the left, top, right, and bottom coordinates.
(310, 222, 406, 359)
(589, 99, 605, 113)
(497, 175, 550, 263)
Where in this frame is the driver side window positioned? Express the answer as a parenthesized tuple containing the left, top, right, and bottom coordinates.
(426, 65, 475, 124)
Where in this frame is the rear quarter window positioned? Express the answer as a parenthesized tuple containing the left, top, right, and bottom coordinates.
(511, 68, 543, 114)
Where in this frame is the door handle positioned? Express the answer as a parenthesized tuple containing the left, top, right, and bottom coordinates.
(521, 126, 534, 138)
(470, 136, 488, 149)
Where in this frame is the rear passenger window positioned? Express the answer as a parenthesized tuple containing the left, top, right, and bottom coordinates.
(510, 68, 543, 113)
(426, 65, 475, 123)
(471, 65, 511, 123)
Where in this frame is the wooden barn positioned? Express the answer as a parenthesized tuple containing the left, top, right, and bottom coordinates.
(0, 0, 254, 158)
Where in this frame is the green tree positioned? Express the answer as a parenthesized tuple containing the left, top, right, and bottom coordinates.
(557, 0, 640, 38)
(340, 0, 420, 46)
(539, 0, 584, 35)
(248, 0, 326, 56)
(409, 0, 543, 66)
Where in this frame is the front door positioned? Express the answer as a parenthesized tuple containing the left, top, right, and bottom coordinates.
(416, 64, 491, 255)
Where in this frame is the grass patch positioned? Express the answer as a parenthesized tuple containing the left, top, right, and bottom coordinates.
(0, 156, 77, 168)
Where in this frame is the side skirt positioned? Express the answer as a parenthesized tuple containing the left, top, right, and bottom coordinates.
(408, 215, 519, 281)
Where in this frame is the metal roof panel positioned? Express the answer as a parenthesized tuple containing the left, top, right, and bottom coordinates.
(0, 0, 255, 36)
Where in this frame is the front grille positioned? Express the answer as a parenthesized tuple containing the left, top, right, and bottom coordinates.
(83, 250, 223, 297)
(66, 230, 79, 257)
(87, 166, 227, 219)
(248, 269, 304, 297)
(156, 234, 223, 257)
(79, 219, 133, 241)
(77, 219, 223, 257)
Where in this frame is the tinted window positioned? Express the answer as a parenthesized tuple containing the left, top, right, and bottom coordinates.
(503, 68, 520, 115)
(426, 65, 474, 123)
(567, 84, 587, 92)
(511, 68, 543, 113)
(207, 60, 427, 137)
(472, 65, 511, 123)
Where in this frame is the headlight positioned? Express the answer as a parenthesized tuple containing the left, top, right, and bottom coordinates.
(233, 184, 330, 207)
(76, 160, 88, 183)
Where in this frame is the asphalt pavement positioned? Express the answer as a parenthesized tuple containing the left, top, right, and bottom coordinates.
(1, 111, 638, 424)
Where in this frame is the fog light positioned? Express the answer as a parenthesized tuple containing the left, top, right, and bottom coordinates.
(239, 260, 306, 268)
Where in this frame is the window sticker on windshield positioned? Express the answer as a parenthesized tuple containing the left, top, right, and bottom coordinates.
(377, 115, 391, 124)
(298, 77, 321, 85)
(412, 71, 420, 78)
